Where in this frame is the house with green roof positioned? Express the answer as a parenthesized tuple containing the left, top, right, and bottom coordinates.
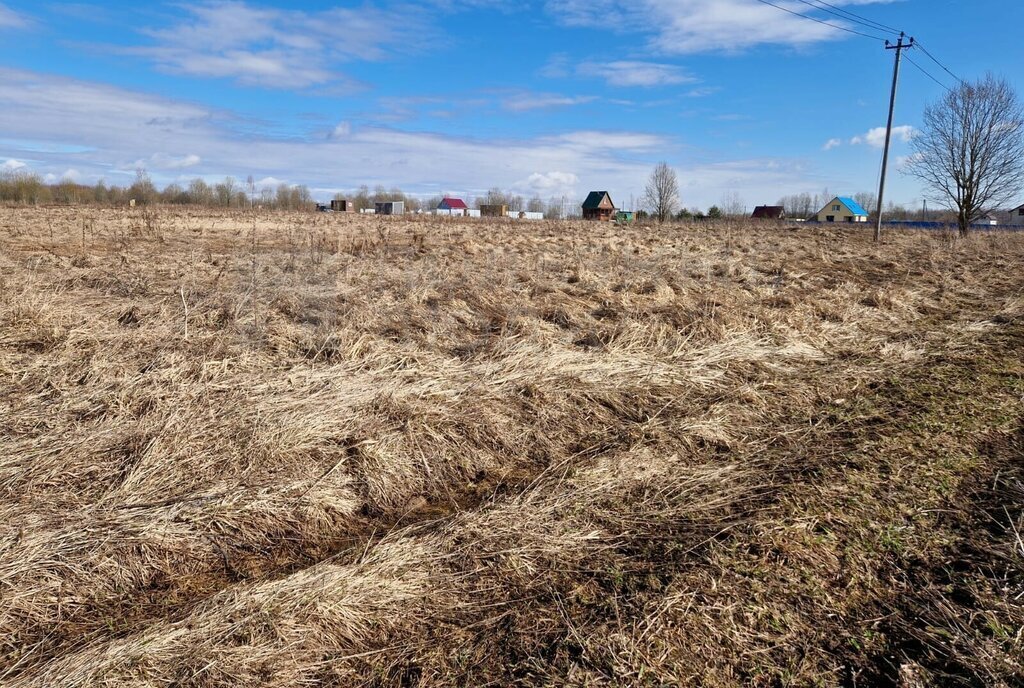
(582, 191, 615, 221)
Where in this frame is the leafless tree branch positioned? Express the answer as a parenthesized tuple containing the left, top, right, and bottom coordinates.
(905, 74, 1024, 235)
(643, 162, 679, 223)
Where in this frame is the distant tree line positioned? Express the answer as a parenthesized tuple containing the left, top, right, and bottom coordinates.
(0, 169, 314, 209)
(1, 166, 963, 224)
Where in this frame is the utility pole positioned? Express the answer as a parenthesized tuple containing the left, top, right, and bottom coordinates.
(874, 32, 914, 242)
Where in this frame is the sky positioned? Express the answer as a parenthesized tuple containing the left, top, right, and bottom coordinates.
(0, 0, 1021, 210)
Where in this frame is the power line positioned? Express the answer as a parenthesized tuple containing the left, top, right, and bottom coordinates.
(905, 52, 951, 91)
(796, 0, 904, 35)
(914, 41, 963, 84)
(753, 0, 888, 41)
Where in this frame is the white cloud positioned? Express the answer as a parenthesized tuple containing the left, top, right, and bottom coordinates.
(0, 3, 28, 29)
(577, 60, 696, 87)
(2, 158, 26, 171)
(685, 87, 720, 98)
(513, 171, 580, 197)
(148, 152, 202, 169)
(546, 0, 894, 53)
(554, 131, 665, 150)
(502, 93, 596, 111)
(331, 121, 352, 138)
(0, 66, 901, 209)
(539, 53, 571, 79)
(851, 125, 915, 148)
(115, 1, 428, 89)
(61, 168, 82, 182)
(0, 67, 664, 196)
(823, 138, 842, 151)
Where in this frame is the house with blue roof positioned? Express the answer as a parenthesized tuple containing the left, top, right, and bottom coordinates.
(816, 196, 869, 223)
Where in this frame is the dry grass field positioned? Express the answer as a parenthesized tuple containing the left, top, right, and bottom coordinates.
(0, 206, 1022, 686)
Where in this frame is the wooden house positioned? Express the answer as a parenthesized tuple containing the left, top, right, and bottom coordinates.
(582, 191, 615, 221)
(751, 205, 785, 220)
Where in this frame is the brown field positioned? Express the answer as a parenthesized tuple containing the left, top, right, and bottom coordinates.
(0, 207, 1022, 686)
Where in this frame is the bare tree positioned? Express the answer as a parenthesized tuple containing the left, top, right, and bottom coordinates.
(216, 176, 237, 208)
(188, 178, 212, 205)
(906, 74, 1024, 235)
(128, 168, 157, 205)
(643, 162, 679, 223)
(545, 196, 563, 220)
(853, 191, 878, 217)
(720, 190, 745, 217)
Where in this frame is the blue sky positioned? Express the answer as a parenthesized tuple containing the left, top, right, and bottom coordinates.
(0, 0, 1020, 209)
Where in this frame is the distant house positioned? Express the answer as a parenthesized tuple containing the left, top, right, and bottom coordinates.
(1010, 204, 1024, 222)
(375, 201, 405, 216)
(479, 204, 508, 218)
(582, 191, 615, 221)
(751, 205, 786, 220)
(816, 196, 869, 223)
(331, 199, 353, 212)
(440, 196, 471, 211)
(436, 196, 469, 217)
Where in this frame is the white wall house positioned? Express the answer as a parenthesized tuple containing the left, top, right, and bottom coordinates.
(816, 197, 869, 223)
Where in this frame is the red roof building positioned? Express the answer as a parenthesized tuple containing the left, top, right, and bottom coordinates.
(439, 197, 468, 210)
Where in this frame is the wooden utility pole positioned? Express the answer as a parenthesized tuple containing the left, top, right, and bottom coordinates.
(874, 32, 914, 242)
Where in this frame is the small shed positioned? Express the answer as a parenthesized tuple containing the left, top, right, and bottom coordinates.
(375, 201, 405, 216)
(480, 204, 508, 218)
(752, 205, 786, 220)
(582, 191, 615, 221)
(615, 210, 635, 225)
(331, 199, 353, 212)
(1010, 204, 1024, 220)
(815, 197, 868, 223)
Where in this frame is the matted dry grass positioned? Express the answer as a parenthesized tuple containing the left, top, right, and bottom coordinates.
(0, 207, 1021, 686)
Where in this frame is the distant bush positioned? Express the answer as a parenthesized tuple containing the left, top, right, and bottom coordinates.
(0, 170, 52, 204)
